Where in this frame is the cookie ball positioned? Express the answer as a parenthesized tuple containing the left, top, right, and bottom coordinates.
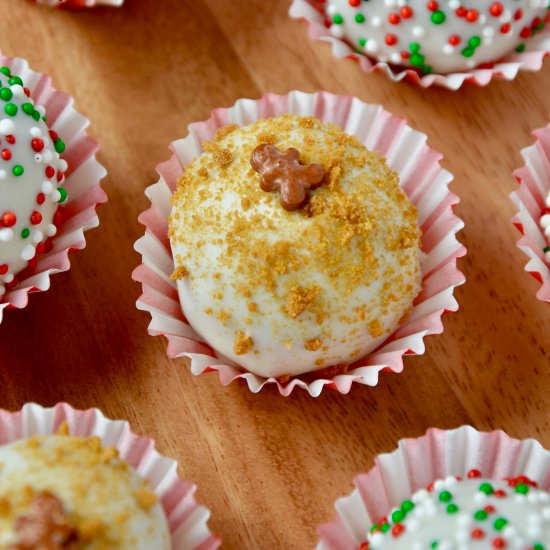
(0, 433, 170, 549)
(168, 115, 422, 379)
(366, 471, 550, 549)
(0, 66, 67, 297)
(327, 0, 549, 74)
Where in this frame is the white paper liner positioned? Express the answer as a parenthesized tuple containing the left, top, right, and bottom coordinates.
(289, 0, 550, 91)
(0, 55, 107, 325)
(511, 123, 550, 303)
(317, 426, 550, 550)
(133, 90, 466, 397)
(0, 402, 221, 550)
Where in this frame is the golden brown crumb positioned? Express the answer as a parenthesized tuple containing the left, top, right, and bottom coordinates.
(257, 131, 277, 144)
(170, 265, 188, 280)
(56, 421, 70, 436)
(133, 489, 158, 510)
(78, 517, 105, 540)
(216, 310, 231, 324)
(285, 286, 321, 318)
(247, 302, 257, 313)
(214, 124, 239, 142)
(368, 319, 384, 338)
(304, 338, 322, 351)
(233, 331, 253, 355)
(213, 148, 232, 168)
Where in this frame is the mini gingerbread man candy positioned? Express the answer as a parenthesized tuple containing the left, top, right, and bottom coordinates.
(11, 491, 77, 549)
(0, 66, 68, 297)
(251, 143, 325, 211)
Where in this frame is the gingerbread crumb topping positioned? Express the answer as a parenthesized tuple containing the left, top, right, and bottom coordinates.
(304, 338, 322, 351)
(285, 286, 321, 318)
(170, 265, 189, 280)
(233, 331, 253, 355)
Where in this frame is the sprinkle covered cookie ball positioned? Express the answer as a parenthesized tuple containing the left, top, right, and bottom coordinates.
(327, 0, 550, 74)
(0, 66, 67, 297)
(362, 471, 550, 549)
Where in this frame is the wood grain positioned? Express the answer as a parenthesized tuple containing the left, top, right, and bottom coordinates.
(0, 0, 549, 548)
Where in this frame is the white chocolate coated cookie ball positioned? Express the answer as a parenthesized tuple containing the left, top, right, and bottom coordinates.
(169, 115, 422, 379)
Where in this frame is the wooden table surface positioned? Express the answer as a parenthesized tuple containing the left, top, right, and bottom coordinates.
(1, 0, 549, 548)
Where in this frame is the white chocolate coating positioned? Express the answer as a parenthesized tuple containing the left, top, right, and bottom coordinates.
(0, 69, 67, 297)
(367, 475, 550, 549)
(0, 435, 170, 549)
(327, 0, 549, 74)
(169, 115, 422, 379)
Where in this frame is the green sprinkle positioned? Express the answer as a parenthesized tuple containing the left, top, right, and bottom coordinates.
(474, 510, 488, 521)
(392, 510, 405, 523)
(516, 43, 526, 52)
(431, 542, 439, 549)
(8, 76, 23, 86)
(358, 38, 367, 47)
(332, 13, 344, 24)
(0, 88, 13, 101)
(515, 483, 529, 495)
(422, 65, 432, 75)
(54, 138, 66, 154)
(401, 500, 414, 513)
(21, 228, 30, 239)
(461, 47, 475, 58)
(0, 67, 11, 76)
(355, 13, 365, 23)
(409, 42, 420, 54)
(446, 503, 459, 514)
(57, 187, 67, 203)
(468, 36, 481, 48)
(534, 544, 545, 550)
(479, 483, 494, 495)
(12, 165, 24, 177)
(494, 517, 508, 531)
(410, 53, 425, 67)
(22, 103, 34, 116)
(431, 10, 446, 24)
(32, 110, 41, 121)
(544, 246, 550, 253)
(4, 103, 17, 116)
(439, 491, 452, 503)
(380, 522, 390, 533)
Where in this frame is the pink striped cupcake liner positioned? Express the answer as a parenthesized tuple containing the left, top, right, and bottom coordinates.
(34, 0, 123, 7)
(133, 90, 466, 397)
(289, 0, 550, 91)
(511, 123, 550, 303)
(0, 55, 107, 325)
(317, 426, 550, 549)
(0, 402, 221, 550)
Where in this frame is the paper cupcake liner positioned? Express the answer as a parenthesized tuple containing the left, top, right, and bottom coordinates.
(0, 54, 107, 324)
(133, 90, 466, 397)
(0, 402, 221, 550)
(317, 426, 550, 549)
(289, 0, 550, 91)
(34, 0, 123, 7)
(511, 123, 550, 303)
